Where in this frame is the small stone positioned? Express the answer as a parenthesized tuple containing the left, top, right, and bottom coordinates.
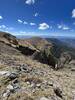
(47, 81, 53, 86)
(13, 83, 20, 91)
(71, 68, 75, 71)
(7, 84, 14, 91)
(20, 64, 32, 73)
(36, 83, 41, 88)
(0, 71, 10, 76)
(26, 81, 30, 85)
(54, 87, 62, 98)
(12, 79, 18, 84)
(3, 90, 10, 98)
(30, 83, 35, 87)
(8, 72, 18, 80)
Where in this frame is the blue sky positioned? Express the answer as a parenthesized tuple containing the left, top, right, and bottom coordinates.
(0, 0, 75, 37)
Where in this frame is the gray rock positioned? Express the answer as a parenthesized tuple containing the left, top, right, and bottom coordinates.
(36, 83, 41, 88)
(71, 67, 75, 71)
(54, 87, 62, 98)
(18, 64, 32, 73)
(53, 82, 63, 98)
(3, 90, 10, 98)
(7, 84, 14, 92)
(57, 52, 71, 69)
(8, 72, 18, 80)
(0, 71, 10, 76)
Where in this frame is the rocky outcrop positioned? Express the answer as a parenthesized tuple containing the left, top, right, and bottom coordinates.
(3, 33, 18, 45)
(56, 52, 72, 69)
(17, 45, 36, 56)
(0, 31, 18, 47)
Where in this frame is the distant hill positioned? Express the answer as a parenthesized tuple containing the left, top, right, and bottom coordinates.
(58, 38, 75, 49)
(46, 38, 75, 59)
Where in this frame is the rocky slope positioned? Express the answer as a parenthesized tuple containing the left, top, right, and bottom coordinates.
(0, 32, 75, 100)
(0, 31, 18, 47)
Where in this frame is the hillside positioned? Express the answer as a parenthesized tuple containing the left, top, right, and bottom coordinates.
(0, 32, 75, 100)
(0, 31, 18, 46)
(59, 38, 75, 49)
(47, 38, 75, 59)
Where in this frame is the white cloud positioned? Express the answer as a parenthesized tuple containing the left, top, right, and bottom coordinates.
(18, 19, 23, 23)
(38, 23, 49, 30)
(25, 0, 35, 5)
(6, 27, 14, 30)
(57, 24, 70, 30)
(18, 19, 28, 25)
(34, 13, 38, 17)
(30, 22, 36, 26)
(0, 16, 3, 20)
(0, 25, 6, 29)
(58, 25, 62, 29)
(62, 26, 70, 30)
(0, 25, 14, 32)
(72, 9, 75, 18)
(23, 21, 28, 24)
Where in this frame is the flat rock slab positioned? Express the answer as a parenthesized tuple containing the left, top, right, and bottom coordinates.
(0, 71, 10, 76)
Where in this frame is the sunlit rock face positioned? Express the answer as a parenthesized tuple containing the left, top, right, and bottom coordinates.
(0, 31, 18, 47)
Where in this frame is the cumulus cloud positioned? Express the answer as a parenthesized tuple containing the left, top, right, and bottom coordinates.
(25, 0, 35, 5)
(62, 26, 70, 30)
(23, 21, 28, 24)
(58, 25, 62, 29)
(57, 24, 70, 30)
(0, 25, 14, 32)
(72, 9, 75, 18)
(30, 22, 36, 26)
(34, 13, 38, 17)
(18, 19, 28, 25)
(0, 25, 6, 28)
(0, 16, 3, 20)
(18, 19, 23, 23)
(6, 27, 14, 30)
(38, 23, 49, 30)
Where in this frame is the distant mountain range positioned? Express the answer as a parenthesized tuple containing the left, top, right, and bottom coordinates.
(16, 35, 75, 49)
(58, 38, 75, 49)
(46, 38, 75, 59)
(16, 35, 75, 56)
